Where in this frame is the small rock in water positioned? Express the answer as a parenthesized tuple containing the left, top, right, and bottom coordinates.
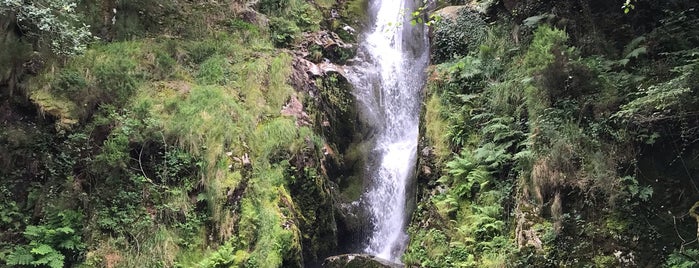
(342, 25, 356, 33)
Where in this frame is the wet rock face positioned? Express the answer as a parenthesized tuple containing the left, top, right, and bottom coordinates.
(289, 37, 370, 263)
(322, 254, 403, 268)
(298, 31, 357, 64)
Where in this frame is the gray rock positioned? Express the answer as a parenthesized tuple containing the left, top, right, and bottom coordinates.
(323, 254, 403, 268)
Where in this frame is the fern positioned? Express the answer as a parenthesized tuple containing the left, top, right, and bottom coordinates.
(445, 152, 493, 199)
(615, 63, 696, 122)
(6, 246, 34, 266)
(30, 244, 55, 255)
(434, 194, 460, 216)
(446, 152, 477, 179)
(29, 243, 65, 268)
(6, 243, 65, 268)
(664, 249, 699, 268)
(481, 116, 523, 143)
(474, 142, 510, 169)
(463, 204, 505, 241)
(7, 216, 84, 268)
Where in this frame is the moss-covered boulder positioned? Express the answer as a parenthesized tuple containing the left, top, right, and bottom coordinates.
(322, 254, 402, 268)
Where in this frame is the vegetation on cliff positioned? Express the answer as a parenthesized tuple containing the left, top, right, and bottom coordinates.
(3, 0, 698, 267)
(408, 0, 698, 267)
(0, 0, 367, 267)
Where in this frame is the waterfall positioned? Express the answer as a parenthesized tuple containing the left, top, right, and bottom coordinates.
(345, 0, 429, 262)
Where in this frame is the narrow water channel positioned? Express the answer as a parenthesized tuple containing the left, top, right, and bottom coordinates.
(346, 0, 429, 262)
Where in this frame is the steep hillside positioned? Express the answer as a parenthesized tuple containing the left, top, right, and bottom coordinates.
(0, 0, 368, 267)
(408, 0, 699, 266)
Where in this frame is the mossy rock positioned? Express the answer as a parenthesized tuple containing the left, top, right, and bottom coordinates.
(322, 254, 402, 268)
(340, 0, 370, 33)
(301, 31, 357, 64)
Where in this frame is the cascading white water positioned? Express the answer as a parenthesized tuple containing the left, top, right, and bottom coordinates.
(345, 0, 429, 262)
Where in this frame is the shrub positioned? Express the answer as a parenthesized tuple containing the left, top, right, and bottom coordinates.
(269, 17, 300, 47)
(432, 9, 487, 63)
(0, 0, 92, 55)
(52, 69, 87, 96)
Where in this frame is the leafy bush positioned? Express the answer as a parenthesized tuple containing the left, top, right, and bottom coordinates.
(432, 9, 487, 63)
(52, 69, 87, 96)
(615, 62, 697, 123)
(0, 0, 92, 55)
(269, 17, 301, 47)
(664, 249, 699, 268)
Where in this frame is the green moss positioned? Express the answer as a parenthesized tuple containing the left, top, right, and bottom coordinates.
(340, 175, 362, 201)
(343, 0, 370, 29)
(424, 93, 450, 163)
(593, 255, 617, 267)
(29, 89, 80, 127)
(5, 0, 364, 266)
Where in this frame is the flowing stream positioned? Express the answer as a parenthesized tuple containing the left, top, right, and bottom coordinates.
(346, 0, 429, 262)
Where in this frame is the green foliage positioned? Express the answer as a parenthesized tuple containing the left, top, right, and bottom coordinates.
(665, 249, 699, 268)
(1, 0, 331, 266)
(523, 25, 569, 74)
(403, 229, 477, 267)
(519, 25, 575, 120)
(414, 2, 699, 267)
(258, 0, 321, 47)
(443, 152, 491, 200)
(622, 0, 635, 14)
(6, 211, 84, 268)
(197, 242, 249, 267)
(615, 62, 697, 123)
(52, 69, 87, 96)
(424, 94, 450, 162)
(197, 55, 232, 85)
(227, 19, 261, 41)
(36, 41, 149, 121)
(439, 56, 486, 92)
(432, 9, 487, 63)
(270, 17, 301, 47)
(410, 5, 441, 26)
(0, 0, 92, 55)
(258, 0, 292, 15)
(621, 176, 653, 202)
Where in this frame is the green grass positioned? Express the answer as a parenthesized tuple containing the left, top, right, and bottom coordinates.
(21, 19, 324, 266)
(424, 93, 450, 163)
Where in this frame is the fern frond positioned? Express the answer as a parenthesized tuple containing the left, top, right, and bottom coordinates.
(6, 246, 34, 266)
